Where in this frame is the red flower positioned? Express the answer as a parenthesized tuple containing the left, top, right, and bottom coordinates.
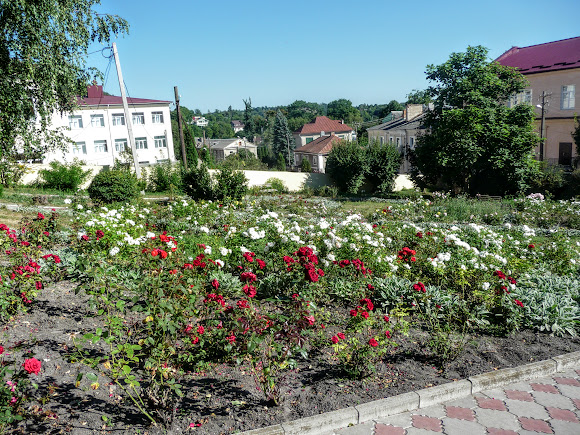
(243, 284, 257, 298)
(23, 358, 41, 375)
(0, 345, 4, 355)
(37, 212, 45, 220)
(360, 298, 374, 311)
(350, 309, 358, 317)
(331, 335, 339, 344)
(226, 334, 236, 344)
(81, 235, 89, 242)
(528, 244, 535, 249)
(292, 293, 299, 300)
(197, 325, 205, 334)
(192, 337, 200, 344)
(368, 338, 379, 347)
(385, 330, 391, 339)
(151, 249, 159, 257)
(416, 232, 423, 238)
(305, 315, 315, 326)
(413, 282, 426, 293)
(317, 268, 324, 277)
(360, 311, 369, 319)
(35, 281, 42, 290)
(257, 259, 266, 269)
(211, 279, 220, 290)
(514, 299, 524, 307)
(237, 299, 250, 309)
(383, 315, 390, 322)
(95, 230, 105, 239)
(160, 250, 168, 259)
(337, 332, 345, 340)
(493, 270, 506, 280)
(306, 268, 319, 283)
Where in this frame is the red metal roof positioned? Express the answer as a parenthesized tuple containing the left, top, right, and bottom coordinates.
(295, 116, 353, 135)
(295, 134, 343, 155)
(495, 36, 580, 74)
(77, 95, 171, 106)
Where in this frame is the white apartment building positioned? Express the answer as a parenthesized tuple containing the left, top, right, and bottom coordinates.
(45, 85, 175, 167)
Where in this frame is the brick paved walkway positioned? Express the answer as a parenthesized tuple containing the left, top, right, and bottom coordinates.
(333, 368, 580, 435)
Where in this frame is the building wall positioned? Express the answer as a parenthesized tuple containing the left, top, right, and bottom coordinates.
(293, 130, 354, 149)
(46, 104, 175, 167)
(520, 68, 579, 164)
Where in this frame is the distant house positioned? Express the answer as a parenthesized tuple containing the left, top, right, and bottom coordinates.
(496, 36, 580, 167)
(46, 85, 175, 167)
(231, 120, 245, 133)
(192, 116, 208, 127)
(195, 137, 257, 161)
(367, 104, 429, 174)
(294, 134, 344, 173)
(293, 116, 354, 149)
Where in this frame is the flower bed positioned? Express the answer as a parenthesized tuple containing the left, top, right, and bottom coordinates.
(1, 195, 579, 432)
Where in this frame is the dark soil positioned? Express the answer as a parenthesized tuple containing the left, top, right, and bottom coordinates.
(3, 281, 580, 434)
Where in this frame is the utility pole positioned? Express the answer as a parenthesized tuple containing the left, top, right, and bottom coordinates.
(537, 91, 551, 162)
(112, 43, 140, 178)
(174, 86, 188, 170)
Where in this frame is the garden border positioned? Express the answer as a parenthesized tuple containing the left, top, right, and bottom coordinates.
(241, 350, 580, 435)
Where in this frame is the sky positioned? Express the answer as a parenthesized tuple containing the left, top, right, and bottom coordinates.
(90, 0, 580, 113)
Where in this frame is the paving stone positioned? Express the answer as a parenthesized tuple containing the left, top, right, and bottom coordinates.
(505, 390, 533, 401)
(573, 398, 580, 409)
(444, 395, 477, 409)
(556, 384, 580, 399)
(533, 390, 576, 410)
(505, 398, 549, 418)
(480, 389, 507, 401)
(410, 404, 445, 418)
(440, 417, 486, 435)
(475, 397, 507, 411)
(411, 415, 442, 432)
(474, 408, 521, 431)
(501, 381, 533, 391)
(549, 419, 580, 435)
(518, 417, 553, 433)
(546, 406, 579, 422)
(554, 377, 580, 387)
(332, 421, 374, 435)
(486, 429, 519, 435)
(531, 383, 560, 394)
(375, 412, 413, 428)
(373, 424, 406, 435)
(445, 406, 475, 421)
(405, 428, 441, 435)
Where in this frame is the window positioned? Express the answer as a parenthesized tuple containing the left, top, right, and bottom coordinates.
(380, 137, 384, 145)
(562, 85, 575, 110)
(559, 143, 573, 166)
(112, 113, 125, 126)
(509, 89, 532, 107)
(135, 137, 148, 149)
(151, 112, 164, 123)
(69, 115, 83, 129)
(90, 114, 104, 127)
(154, 136, 167, 148)
(94, 140, 108, 153)
(389, 137, 393, 144)
(396, 137, 401, 146)
(72, 142, 87, 155)
(305, 137, 314, 144)
(409, 137, 415, 149)
(132, 112, 145, 124)
(115, 139, 127, 152)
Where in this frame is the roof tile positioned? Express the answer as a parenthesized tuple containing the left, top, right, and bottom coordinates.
(295, 116, 353, 135)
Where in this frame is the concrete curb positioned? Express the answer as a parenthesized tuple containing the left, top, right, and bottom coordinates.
(240, 351, 580, 435)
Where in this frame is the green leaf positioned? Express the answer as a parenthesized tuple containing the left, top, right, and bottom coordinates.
(122, 365, 131, 376)
(85, 372, 98, 382)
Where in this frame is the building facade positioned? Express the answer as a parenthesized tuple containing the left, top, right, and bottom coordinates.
(293, 116, 354, 149)
(294, 134, 343, 173)
(45, 85, 175, 167)
(195, 137, 258, 161)
(496, 36, 579, 166)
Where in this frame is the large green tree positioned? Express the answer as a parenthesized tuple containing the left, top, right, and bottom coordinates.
(327, 99, 362, 125)
(412, 46, 539, 195)
(272, 109, 294, 167)
(0, 0, 128, 183)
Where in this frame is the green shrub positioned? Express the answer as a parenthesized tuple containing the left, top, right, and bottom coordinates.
(366, 142, 402, 194)
(300, 158, 311, 172)
(87, 169, 140, 204)
(39, 160, 92, 191)
(146, 162, 182, 192)
(214, 167, 248, 200)
(275, 153, 286, 171)
(265, 177, 288, 193)
(0, 183, 3, 198)
(182, 163, 214, 200)
(326, 140, 369, 194)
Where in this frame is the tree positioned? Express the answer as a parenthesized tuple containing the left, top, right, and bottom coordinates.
(242, 97, 254, 138)
(405, 89, 432, 105)
(411, 46, 539, 195)
(0, 1, 128, 185)
(367, 140, 402, 194)
(300, 157, 311, 173)
(573, 116, 580, 168)
(325, 140, 369, 194)
(327, 99, 362, 125)
(381, 100, 405, 118)
(272, 110, 294, 167)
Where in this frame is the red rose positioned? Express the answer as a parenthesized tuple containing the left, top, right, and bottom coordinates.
(211, 279, 220, 290)
(197, 325, 205, 334)
(331, 335, 339, 344)
(0, 345, 4, 355)
(384, 315, 390, 322)
(337, 332, 345, 340)
(385, 330, 391, 339)
(23, 358, 41, 375)
(368, 338, 379, 347)
(361, 311, 369, 319)
(350, 309, 358, 317)
(37, 212, 45, 220)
